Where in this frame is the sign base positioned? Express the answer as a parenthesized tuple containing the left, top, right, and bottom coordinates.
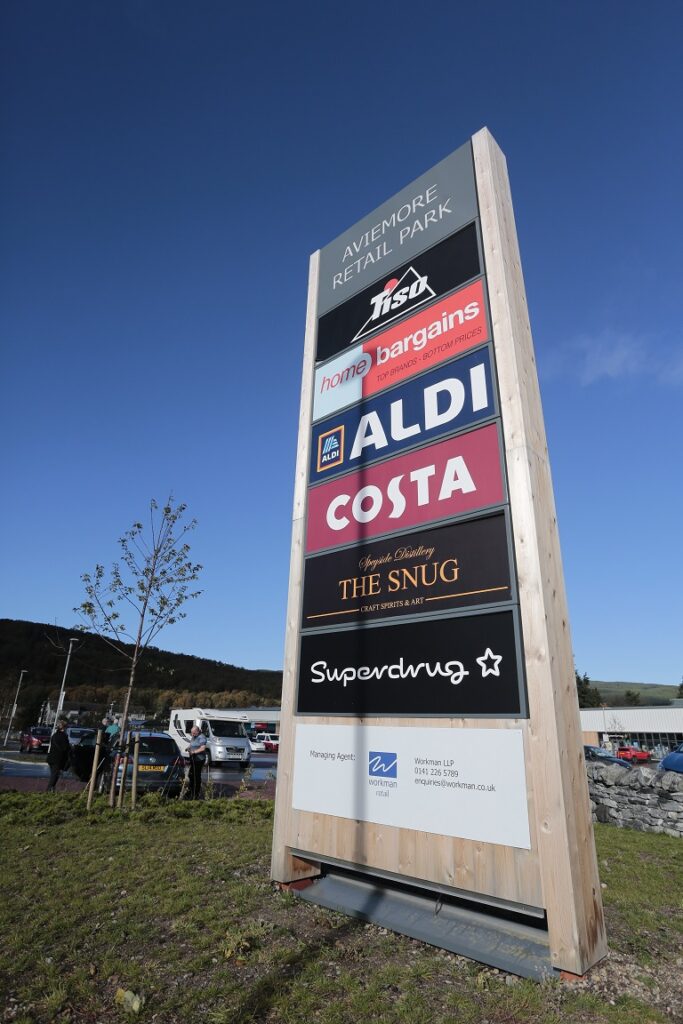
(296, 865, 557, 981)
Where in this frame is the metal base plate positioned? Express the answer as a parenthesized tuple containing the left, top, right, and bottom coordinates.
(297, 868, 555, 980)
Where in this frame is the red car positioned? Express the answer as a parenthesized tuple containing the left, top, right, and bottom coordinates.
(264, 737, 279, 752)
(616, 745, 650, 763)
(19, 725, 52, 753)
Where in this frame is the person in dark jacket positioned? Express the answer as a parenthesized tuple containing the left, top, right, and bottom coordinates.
(46, 716, 71, 792)
(185, 726, 207, 800)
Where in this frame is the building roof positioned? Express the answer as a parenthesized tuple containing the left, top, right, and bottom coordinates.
(580, 706, 683, 732)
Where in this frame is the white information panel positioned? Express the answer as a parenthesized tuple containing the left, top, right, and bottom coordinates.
(292, 724, 531, 850)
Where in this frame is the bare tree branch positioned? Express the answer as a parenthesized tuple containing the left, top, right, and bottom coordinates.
(74, 496, 203, 751)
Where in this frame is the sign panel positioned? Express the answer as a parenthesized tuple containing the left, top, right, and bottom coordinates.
(317, 223, 481, 362)
(314, 278, 488, 422)
(317, 141, 478, 316)
(306, 423, 504, 554)
(292, 724, 531, 849)
(310, 348, 495, 484)
(297, 610, 522, 716)
(301, 513, 511, 628)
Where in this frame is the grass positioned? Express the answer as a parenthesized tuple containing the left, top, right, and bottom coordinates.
(0, 793, 679, 1024)
(595, 826, 683, 963)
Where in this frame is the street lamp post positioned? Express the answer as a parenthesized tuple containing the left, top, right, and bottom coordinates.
(4, 669, 28, 746)
(51, 638, 78, 733)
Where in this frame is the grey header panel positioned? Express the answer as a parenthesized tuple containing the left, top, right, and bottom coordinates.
(318, 141, 477, 317)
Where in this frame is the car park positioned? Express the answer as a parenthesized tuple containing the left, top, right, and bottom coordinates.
(583, 745, 631, 768)
(19, 726, 51, 753)
(658, 743, 683, 774)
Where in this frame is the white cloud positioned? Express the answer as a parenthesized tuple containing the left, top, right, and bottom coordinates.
(541, 329, 683, 387)
(575, 330, 647, 385)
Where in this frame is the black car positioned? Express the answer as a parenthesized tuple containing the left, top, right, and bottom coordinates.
(583, 745, 631, 768)
(69, 731, 111, 782)
(99, 731, 185, 796)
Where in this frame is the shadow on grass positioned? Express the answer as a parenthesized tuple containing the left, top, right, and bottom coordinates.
(220, 909, 364, 1024)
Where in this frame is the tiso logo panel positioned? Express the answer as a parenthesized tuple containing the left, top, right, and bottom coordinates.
(316, 426, 344, 473)
(317, 222, 480, 361)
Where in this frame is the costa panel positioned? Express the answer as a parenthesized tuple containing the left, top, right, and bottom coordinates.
(310, 347, 495, 485)
(301, 513, 512, 628)
(317, 222, 480, 362)
(296, 610, 523, 716)
(317, 141, 478, 316)
(306, 422, 504, 554)
(313, 278, 488, 423)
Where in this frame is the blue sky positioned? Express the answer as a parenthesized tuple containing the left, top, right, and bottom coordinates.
(1, 2, 681, 685)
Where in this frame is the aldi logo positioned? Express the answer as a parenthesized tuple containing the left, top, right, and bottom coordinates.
(316, 426, 344, 473)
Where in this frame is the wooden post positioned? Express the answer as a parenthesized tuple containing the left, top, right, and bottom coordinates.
(116, 733, 131, 810)
(471, 127, 607, 973)
(271, 249, 321, 885)
(131, 733, 140, 810)
(108, 749, 119, 808)
(86, 729, 103, 811)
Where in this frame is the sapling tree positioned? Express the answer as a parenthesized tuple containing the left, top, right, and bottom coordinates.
(74, 497, 203, 749)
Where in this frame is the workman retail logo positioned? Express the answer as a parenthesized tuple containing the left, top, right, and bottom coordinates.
(313, 279, 488, 423)
(353, 267, 436, 342)
(368, 751, 398, 778)
(306, 422, 504, 554)
(316, 426, 344, 473)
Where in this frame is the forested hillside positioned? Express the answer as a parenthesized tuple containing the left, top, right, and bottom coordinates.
(0, 619, 282, 726)
(592, 680, 678, 706)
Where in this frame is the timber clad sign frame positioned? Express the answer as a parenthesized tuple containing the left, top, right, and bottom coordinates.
(272, 128, 607, 977)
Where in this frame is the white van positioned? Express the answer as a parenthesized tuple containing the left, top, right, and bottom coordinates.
(167, 708, 251, 770)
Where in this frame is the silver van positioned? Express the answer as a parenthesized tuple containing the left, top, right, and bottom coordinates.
(167, 707, 251, 770)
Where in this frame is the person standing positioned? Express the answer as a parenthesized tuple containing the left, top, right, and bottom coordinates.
(46, 716, 71, 792)
(186, 726, 207, 799)
(105, 718, 120, 745)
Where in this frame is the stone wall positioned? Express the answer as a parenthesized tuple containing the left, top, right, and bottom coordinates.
(586, 764, 683, 837)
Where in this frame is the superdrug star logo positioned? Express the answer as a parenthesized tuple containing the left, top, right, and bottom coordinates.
(309, 651, 505, 689)
(352, 266, 436, 343)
